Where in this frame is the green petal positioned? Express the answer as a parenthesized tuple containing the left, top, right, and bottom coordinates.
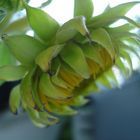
(39, 73, 72, 100)
(60, 43, 90, 79)
(51, 75, 68, 89)
(31, 68, 45, 111)
(9, 85, 21, 114)
(81, 44, 103, 68)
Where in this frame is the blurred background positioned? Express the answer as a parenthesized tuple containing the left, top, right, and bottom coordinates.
(0, 0, 140, 140)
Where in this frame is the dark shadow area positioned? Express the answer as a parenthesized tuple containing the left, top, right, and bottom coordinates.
(72, 72, 140, 140)
(94, 72, 140, 140)
(0, 82, 14, 112)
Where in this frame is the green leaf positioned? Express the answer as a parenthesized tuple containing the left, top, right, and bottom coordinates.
(24, 3, 59, 41)
(60, 43, 90, 79)
(91, 28, 115, 59)
(0, 65, 27, 81)
(35, 44, 64, 72)
(89, 1, 140, 28)
(3, 35, 46, 65)
(55, 16, 89, 43)
(9, 85, 21, 114)
(74, 0, 94, 21)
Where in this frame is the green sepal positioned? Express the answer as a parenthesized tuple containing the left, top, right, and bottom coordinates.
(3, 35, 46, 65)
(60, 43, 90, 79)
(20, 70, 36, 110)
(105, 68, 119, 87)
(31, 67, 45, 111)
(35, 44, 64, 72)
(115, 57, 130, 77)
(78, 79, 100, 96)
(89, 1, 140, 28)
(91, 28, 115, 59)
(120, 48, 133, 72)
(118, 41, 140, 60)
(69, 96, 89, 106)
(106, 24, 134, 33)
(96, 74, 112, 89)
(51, 66, 69, 89)
(108, 31, 139, 40)
(55, 16, 89, 43)
(26, 107, 59, 127)
(81, 44, 103, 68)
(0, 42, 16, 66)
(0, 65, 27, 81)
(24, 3, 59, 41)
